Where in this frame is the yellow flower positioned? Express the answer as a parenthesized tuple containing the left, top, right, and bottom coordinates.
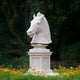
(39, 73, 42, 75)
(0, 68, 4, 71)
(61, 69, 65, 71)
(37, 70, 40, 73)
(33, 68, 36, 71)
(44, 69, 46, 71)
(70, 67, 73, 69)
(54, 68, 57, 70)
(21, 69, 23, 71)
(11, 72, 14, 75)
(75, 67, 78, 69)
(34, 72, 36, 74)
(30, 66, 32, 68)
(13, 68, 16, 70)
(35, 74, 37, 76)
(15, 72, 19, 74)
(41, 70, 43, 72)
(70, 72, 75, 75)
(67, 68, 69, 71)
(2, 68, 10, 72)
(45, 74, 47, 78)
(62, 72, 67, 75)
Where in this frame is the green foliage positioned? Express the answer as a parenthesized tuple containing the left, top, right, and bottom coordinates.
(0, 0, 29, 55)
(0, 71, 80, 80)
(71, 0, 80, 12)
(0, 53, 10, 65)
(10, 74, 61, 80)
(28, 0, 44, 14)
(11, 55, 29, 69)
(0, 71, 11, 80)
(0, 23, 11, 51)
(0, 54, 29, 69)
(51, 63, 59, 69)
(0, 0, 80, 65)
(60, 41, 80, 66)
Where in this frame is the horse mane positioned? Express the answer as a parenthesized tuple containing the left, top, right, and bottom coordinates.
(35, 12, 45, 24)
(32, 12, 47, 24)
(37, 12, 43, 16)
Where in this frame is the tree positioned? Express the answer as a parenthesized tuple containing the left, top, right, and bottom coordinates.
(0, 0, 29, 55)
(0, 0, 80, 61)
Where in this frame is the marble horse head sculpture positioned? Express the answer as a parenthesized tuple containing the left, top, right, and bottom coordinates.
(27, 12, 52, 44)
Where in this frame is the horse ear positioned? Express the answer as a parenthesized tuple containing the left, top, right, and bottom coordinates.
(33, 14, 35, 18)
(37, 12, 40, 16)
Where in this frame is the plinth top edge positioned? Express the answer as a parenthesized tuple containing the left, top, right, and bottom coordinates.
(31, 44, 48, 47)
(27, 52, 53, 53)
(27, 52, 53, 56)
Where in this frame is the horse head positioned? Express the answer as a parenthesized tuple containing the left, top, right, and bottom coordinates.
(26, 12, 52, 44)
(27, 12, 44, 38)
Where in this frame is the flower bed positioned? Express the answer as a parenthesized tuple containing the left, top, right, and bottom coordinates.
(0, 64, 80, 80)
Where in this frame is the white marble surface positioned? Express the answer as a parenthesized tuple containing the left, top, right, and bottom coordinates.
(29, 44, 50, 52)
(27, 44, 59, 76)
(26, 12, 52, 44)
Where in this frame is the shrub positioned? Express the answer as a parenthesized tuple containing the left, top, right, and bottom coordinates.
(60, 41, 80, 67)
(0, 54, 29, 69)
(11, 55, 29, 69)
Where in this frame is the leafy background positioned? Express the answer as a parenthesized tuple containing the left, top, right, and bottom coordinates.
(0, 0, 80, 67)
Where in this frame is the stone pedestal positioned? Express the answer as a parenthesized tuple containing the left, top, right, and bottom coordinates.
(27, 44, 59, 75)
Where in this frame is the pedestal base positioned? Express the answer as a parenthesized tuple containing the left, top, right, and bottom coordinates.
(26, 44, 59, 76)
(27, 52, 59, 76)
